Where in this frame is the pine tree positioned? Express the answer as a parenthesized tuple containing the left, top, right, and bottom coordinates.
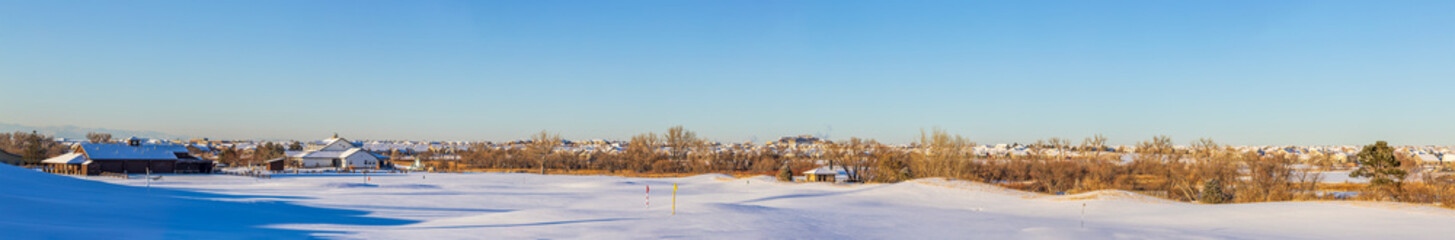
(1199, 178, 1228, 204)
(777, 164, 793, 182)
(1352, 141, 1407, 199)
(22, 131, 46, 164)
(220, 147, 240, 166)
(1351, 141, 1406, 188)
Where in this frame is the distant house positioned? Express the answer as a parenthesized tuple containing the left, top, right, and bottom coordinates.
(803, 166, 848, 183)
(286, 136, 389, 169)
(265, 158, 286, 171)
(0, 149, 21, 165)
(40, 137, 212, 175)
(1420, 153, 1443, 165)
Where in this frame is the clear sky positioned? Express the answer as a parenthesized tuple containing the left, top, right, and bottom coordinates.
(1, 0, 1452, 145)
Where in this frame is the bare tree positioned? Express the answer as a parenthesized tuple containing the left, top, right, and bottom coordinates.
(841, 137, 877, 182)
(664, 126, 701, 172)
(1191, 138, 1220, 162)
(914, 128, 975, 179)
(1047, 137, 1071, 160)
(1081, 134, 1107, 161)
(86, 132, 112, 143)
(529, 130, 563, 174)
(665, 126, 697, 160)
(626, 133, 660, 172)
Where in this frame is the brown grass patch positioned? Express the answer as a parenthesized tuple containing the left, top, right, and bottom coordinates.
(456, 168, 769, 179)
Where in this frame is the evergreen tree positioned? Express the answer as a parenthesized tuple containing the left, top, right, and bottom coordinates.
(1199, 178, 1229, 204)
(220, 146, 241, 166)
(777, 164, 793, 182)
(1351, 141, 1406, 188)
(22, 131, 46, 164)
(288, 141, 303, 151)
(253, 142, 284, 163)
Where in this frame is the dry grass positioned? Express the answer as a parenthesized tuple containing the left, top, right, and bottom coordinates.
(457, 168, 769, 179)
(1318, 183, 1366, 192)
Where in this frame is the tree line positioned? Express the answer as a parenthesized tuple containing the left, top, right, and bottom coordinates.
(442, 126, 1447, 206)
(5, 127, 1446, 206)
(0, 131, 69, 164)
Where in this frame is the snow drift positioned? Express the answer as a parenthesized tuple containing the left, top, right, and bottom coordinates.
(7, 165, 1455, 239)
(0, 164, 414, 239)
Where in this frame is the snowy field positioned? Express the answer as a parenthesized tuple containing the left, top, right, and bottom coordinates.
(6, 164, 1455, 240)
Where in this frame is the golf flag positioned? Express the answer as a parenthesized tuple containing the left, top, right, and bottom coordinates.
(672, 183, 677, 215)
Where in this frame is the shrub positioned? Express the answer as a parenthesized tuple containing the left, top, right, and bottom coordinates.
(1200, 178, 1229, 204)
(777, 165, 793, 182)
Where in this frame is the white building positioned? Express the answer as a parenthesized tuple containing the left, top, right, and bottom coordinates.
(286, 136, 388, 169)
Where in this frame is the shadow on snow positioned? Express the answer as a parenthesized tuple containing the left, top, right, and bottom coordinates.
(0, 165, 418, 240)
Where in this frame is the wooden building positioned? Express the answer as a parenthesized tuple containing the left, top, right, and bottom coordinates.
(44, 138, 213, 175)
(40, 153, 95, 175)
(266, 158, 286, 171)
(0, 149, 22, 165)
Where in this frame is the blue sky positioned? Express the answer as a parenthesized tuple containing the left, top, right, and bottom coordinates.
(1, 0, 1452, 145)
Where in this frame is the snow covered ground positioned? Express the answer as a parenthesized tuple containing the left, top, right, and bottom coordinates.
(6, 164, 1455, 240)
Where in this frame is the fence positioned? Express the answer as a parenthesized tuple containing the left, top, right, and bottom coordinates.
(25, 164, 87, 175)
(223, 171, 273, 179)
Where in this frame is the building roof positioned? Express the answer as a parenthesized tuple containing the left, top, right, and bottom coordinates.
(341, 148, 388, 160)
(322, 137, 359, 148)
(80, 143, 188, 160)
(342, 148, 364, 158)
(41, 153, 88, 164)
(299, 150, 346, 159)
(803, 166, 848, 175)
(0, 149, 20, 160)
(187, 143, 212, 152)
(291, 136, 390, 160)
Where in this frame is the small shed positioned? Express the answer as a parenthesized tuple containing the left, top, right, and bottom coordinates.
(265, 158, 286, 171)
(40, 153, 96, 175)
(803, 167, 847, 182)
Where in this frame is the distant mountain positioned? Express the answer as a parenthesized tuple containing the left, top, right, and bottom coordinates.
(0, 123, 190, 140)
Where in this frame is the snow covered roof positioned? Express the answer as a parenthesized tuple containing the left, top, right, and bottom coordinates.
(803, 167, 847, 175)
(41, 153, 88, 164)
(323, 137, 359, 148)
(187, 143, 212, 152)
(300, 150, 346, 159)
(293, 149, 380, 159)
(342, 148, 362, 158)
(80, 143, 186, 160)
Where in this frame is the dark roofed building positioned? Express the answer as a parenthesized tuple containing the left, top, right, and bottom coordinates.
(61, 139, 213, 174)
(0, 149, 22, 165)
